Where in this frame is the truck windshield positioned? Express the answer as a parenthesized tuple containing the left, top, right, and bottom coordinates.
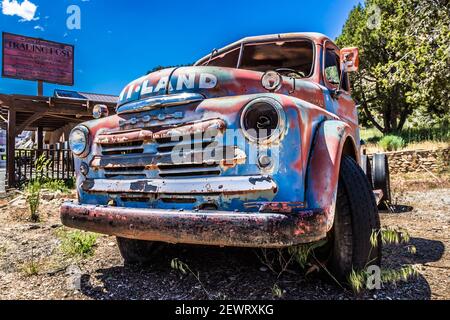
(205, 40, 314, 78)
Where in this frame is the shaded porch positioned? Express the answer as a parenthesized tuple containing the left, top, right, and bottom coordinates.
(0, 91, 117, 188)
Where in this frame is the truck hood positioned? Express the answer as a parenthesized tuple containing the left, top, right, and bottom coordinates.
(117, 66, 318, 113)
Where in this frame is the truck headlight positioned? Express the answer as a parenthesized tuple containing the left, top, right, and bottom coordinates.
(69, 126, 90, 157)
(240, 97, 285, 143)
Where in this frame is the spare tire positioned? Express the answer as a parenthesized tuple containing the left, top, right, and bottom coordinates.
(372, 153, 392, 207)
(360, 155, 373, 189)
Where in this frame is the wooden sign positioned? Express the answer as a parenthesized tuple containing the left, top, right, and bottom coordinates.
(2, 32, 74, 86)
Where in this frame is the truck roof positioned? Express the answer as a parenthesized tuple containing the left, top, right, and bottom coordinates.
(236, 32, 331, 44)
(195, 32, 334, 65)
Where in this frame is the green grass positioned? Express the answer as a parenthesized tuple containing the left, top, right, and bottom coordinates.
(41, 179, 70, 193)
(21, 260, 40, 277)
(58, 230, 98, 258)
(25, 180, 41, 223)
(271, 284, 283, 298)
(65, 177, 76, 190)
(360, 127, 383, 144)
(378, 135, 405, 151)
(348, 227, 418, 293)
(361, 125, 449, 150)
(399, 126, 450, 144)
(0, 245, 6, 257)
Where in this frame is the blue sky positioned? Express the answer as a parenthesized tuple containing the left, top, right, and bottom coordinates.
(0, 0, 361, 97)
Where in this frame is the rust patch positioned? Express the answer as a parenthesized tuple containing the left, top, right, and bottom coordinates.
(95, 119, 226, 145)
(244, 201, 306, 213)
(130, 181, 158, 193)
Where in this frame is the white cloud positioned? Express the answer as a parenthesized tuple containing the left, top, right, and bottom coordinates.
(33, 25, 44, 31)
(19, 16, 39, 22)
(1, 0, 37, 21)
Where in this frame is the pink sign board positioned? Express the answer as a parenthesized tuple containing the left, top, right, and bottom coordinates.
(2, 32, 74, 86)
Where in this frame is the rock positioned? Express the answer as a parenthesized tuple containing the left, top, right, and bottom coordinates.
(259, 266, 268, 272)
(41, 193, 55, 201)
(11, 199, 26, 207)
(65, 264, 82, 276)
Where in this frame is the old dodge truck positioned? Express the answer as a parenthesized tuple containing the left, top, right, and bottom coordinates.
(61, 33, 390, 279)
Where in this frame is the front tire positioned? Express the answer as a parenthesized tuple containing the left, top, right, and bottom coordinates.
(327, 155, 382, 281)
(116, 237, 165, 265)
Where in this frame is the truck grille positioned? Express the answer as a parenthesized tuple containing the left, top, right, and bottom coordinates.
(94, 119, 233, 179)
(101, 141, 144, 155)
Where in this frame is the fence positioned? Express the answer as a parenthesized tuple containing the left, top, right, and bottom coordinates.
(15, 143, 75, 187)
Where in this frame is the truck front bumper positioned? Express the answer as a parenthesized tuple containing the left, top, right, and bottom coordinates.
(60, 202, 329, 248)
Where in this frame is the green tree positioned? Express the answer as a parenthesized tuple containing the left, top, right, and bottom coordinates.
(336, 0, 450, 134)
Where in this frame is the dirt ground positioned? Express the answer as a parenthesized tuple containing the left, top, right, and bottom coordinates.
(0, 173, 449, 300)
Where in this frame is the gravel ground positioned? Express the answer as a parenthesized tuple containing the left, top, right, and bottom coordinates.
(0, 179, 448, 300)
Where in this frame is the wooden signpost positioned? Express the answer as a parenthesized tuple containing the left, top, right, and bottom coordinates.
(1, 32, 75, 187)
(2, 32, 74, 89)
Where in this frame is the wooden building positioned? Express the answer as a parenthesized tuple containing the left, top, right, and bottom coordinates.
(0, 91, 117, 188)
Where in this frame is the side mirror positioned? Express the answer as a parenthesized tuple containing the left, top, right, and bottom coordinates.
(93, 104, 109, 119)
(340, 47, 359, 72)
(331, 47, 360, 99)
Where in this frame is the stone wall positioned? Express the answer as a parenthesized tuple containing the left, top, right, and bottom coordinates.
(370, 148, 449, 175)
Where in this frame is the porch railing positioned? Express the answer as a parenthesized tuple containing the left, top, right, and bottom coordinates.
(14, 144, 75, 186)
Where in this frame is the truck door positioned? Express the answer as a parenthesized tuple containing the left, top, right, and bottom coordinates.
(322, 42, 359, 137)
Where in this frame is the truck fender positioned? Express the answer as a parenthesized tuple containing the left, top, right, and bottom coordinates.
(305, 120, 355, 232)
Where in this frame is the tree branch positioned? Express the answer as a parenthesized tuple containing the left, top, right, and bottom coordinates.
(397, 106, 411, 131)
(362, 103, 385, 133)
(358, 76, 385, 133)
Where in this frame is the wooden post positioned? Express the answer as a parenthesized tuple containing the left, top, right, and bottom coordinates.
(50, 144, 55, 179)
(37, 81, 44, 96)
(18, 150, 22, 186)
(7, 107, 16, 188)
(56, 143, 61, 180)
(36, 82, 44, 169)
(45, 149, 50, 180)
(29, 149, 33, 181)
(37, 126, 43, 156)
(64, 141, 70, 179)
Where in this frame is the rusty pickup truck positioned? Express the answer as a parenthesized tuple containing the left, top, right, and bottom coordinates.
(61, 33, 391, 279)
